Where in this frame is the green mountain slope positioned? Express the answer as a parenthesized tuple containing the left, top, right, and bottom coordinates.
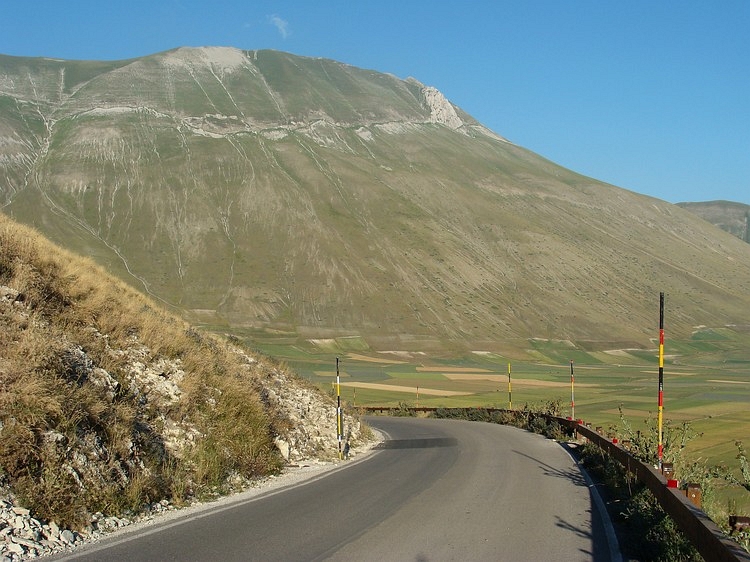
(1, 47, 749, 351)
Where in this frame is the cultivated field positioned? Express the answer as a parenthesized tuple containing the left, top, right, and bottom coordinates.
(242, 325, 750, 510)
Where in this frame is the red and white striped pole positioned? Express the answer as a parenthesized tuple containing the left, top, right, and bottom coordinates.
(570, 359, 575, 420)
(507, 362, 512, 410)
(658, 292, 665, 469)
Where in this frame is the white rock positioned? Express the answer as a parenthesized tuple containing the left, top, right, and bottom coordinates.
(12, 536, 39, 549)
(5, 542, 23, 555)
(42, 526, 59, 541)
(421, 86, 463, 130)
(60, 529, 75, 544)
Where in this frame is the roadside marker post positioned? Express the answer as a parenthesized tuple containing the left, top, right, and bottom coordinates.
(507, 362, 512, 410)
(336, 357, 343, 460)
(658, 292, 665, 470)
(570, 360, 575, 421)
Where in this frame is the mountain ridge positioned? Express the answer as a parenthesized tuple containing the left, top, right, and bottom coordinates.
(0, 47, 499, 138)
(1, 47, 749, 352)
(677, 200, 750, 244)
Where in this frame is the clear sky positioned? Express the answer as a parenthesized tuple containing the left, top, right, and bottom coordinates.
(1, 1, 748, 205)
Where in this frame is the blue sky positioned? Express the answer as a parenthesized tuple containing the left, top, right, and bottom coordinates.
(1, 1, 748, 205)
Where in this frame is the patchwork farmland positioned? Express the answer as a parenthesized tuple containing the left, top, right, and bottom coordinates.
(245, 326, 750, 506)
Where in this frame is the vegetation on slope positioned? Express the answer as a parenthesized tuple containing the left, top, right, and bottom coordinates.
(3, 48, 750, 352)
(0, 212, 291, 528)
(677, 200, 750, 244)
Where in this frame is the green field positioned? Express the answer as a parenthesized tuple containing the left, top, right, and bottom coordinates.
(244, 327, 750, 492)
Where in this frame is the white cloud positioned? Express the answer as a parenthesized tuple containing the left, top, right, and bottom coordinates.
(269, 15, 290, 39)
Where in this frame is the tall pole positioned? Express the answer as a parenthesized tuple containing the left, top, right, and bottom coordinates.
(507, 362, 512, 410)
(336, 357, 343, 460)
(658, 292, 665, 469)
(570, 359, 575, 420)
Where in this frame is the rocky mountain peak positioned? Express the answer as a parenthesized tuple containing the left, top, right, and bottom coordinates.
(160, 46, 248, 74)
(421, 86, 463, 129)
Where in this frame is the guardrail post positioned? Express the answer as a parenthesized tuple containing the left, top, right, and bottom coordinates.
(730, 516, 750, 536)
(686, 483, 702, 509)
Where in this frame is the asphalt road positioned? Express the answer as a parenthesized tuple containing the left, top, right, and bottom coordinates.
(59, 417, 615, 561)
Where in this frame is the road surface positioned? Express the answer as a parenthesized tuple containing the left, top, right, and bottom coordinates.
(59, 416, 615, 561)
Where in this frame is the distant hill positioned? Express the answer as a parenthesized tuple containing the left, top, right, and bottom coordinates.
(1, 47, 750, 352)
(676, 201, 750, 244)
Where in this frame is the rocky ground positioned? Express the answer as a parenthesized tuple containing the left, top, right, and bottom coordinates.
(0, 430, 379, 561)
(0, 278, 374, 560)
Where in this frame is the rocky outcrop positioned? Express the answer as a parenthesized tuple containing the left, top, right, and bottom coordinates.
(256, 359, 362, 462)
(421, 86, 463, 130)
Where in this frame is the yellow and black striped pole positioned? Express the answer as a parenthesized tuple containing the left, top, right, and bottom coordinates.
(658, 292, 665, 469)
(336, 357, 343, 460)
(507, 362, 512, 410)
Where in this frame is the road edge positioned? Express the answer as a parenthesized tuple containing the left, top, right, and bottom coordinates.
(562, 443, 623, 562)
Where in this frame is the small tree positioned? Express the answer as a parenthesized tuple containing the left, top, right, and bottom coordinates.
(615, 405, 701, 466)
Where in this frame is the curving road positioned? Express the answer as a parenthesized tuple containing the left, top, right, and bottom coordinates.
(59, 417, 616, 561)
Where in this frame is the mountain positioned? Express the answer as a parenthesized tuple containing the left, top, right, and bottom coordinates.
(676, 201, 750, 244)
(1, 47, 749, 352)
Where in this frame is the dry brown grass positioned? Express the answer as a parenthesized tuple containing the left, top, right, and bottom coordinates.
(0, 212, 285, 528)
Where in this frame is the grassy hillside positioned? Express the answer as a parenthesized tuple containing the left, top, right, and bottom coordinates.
(0, 212, 348, 529)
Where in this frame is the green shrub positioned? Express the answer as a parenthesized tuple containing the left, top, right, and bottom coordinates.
(528, 415, 548, 435)
(577, 443, 701, 561)
(393, 402, 417, 417)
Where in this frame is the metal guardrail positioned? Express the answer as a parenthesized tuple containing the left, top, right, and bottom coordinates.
(362, 406, 750, 562)
(574, 422, 750, 562)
